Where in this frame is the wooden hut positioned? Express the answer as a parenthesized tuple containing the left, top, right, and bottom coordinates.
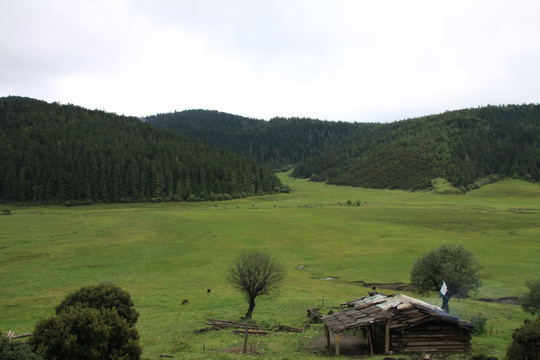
(322, 293, 474, 356)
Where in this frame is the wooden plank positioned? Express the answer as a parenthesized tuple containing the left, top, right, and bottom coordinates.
(243, 328, 249, 354)
(12, 333, 33, 339)
(367, 326, 374, 355)
(335, 333, 340, 356)
(232, 329, 268, 335)
(325, 324, 330, 348)
(205, 319, 261, 329)
(384, 320, 390, 354)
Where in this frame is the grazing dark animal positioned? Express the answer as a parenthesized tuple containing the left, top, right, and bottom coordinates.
(207, 289, 211, 293)
(181, 299, 189, 305)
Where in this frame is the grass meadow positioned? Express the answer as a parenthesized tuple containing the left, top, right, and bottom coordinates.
(1, 172, 539, 359)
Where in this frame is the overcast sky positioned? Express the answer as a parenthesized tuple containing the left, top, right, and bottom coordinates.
(1, 0, 539, 122)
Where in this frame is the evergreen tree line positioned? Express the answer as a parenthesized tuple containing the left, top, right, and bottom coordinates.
(144, 110, 381, 170)
(0, 97, 286, 203)
(146, 105, 540, 191)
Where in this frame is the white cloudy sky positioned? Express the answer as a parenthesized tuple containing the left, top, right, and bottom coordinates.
(1, 0, 539, 122)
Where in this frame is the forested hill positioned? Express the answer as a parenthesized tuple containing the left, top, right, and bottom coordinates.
(0, 97, 286, 203)
(293, 104, 540, 190)
(144, 110, 380, 169)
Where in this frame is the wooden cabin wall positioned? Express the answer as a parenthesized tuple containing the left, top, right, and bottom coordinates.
(372, 323, 387, 353)
(390, 322, 471, 354)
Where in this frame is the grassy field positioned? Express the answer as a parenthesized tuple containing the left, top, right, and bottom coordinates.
(1, 172, 539, 359)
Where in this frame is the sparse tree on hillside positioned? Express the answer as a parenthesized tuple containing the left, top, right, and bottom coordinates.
(228, 250, 285, 319)
(410, 244, 481, 312)
(520, 279, 540, 315)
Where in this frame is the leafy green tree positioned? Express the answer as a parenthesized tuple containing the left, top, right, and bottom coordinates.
(55, 283, 139, 326)
(30, 307, 141, 360)
(228, 251, 285, 319)
(520, 279, 540, 315)
(505, 317, 540, 360)
(0, 335, 42, 360)
(410, 244, 481, 311)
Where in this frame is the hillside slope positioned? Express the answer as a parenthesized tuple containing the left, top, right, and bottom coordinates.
(0, 97, 285, 203)
(147, 105, 540, 191)
(144, 110, 380, 169)
(293, 104, 540, 190)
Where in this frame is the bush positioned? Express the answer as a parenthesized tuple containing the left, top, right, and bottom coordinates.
(279, 185, 291, 193)
(520, 279, 540, 315)
(63, 199, 95, 207)
(30, 307, 141, 360)
(1, 209, 11, 215)
(31, 283, 141, 359)
(470, 313, 488, 335)
(55, 283, 139, 326)
(505, 317, 540, 360)
(186, 195, 202, 202)
(0, 336, 42, 360)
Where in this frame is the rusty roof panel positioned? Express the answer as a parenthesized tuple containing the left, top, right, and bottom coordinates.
(322, 293, 474, 333)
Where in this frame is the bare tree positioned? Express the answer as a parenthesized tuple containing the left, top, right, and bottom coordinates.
(228, 250, 285, 319)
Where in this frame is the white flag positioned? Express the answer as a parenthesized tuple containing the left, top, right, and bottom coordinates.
(440, 281, 448, 296)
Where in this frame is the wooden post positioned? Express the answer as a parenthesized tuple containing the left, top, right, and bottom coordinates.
(325, 324, 330, 348)
(367, 326, 374, 355)
(335, 332, 340, 356)
(242, 327, 249, 354)
(385, 319, 390, 354)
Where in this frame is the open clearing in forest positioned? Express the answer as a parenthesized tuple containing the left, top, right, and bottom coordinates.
(1, 173, 539, 359)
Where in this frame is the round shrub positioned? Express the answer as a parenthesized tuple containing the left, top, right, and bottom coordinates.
(520, 279, 540, 315)
(505, 317, 540, 360)
(55, 283, 139, 326)
(470, 313, 488, 335)
(0, 336, 42, 360)
(30, 307, 141, 360)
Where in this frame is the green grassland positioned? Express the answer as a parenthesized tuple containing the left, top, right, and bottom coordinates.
(1, 173, 539, 359)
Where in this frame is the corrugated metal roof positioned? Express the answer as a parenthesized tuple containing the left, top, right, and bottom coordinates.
(323, 293, 474, 333)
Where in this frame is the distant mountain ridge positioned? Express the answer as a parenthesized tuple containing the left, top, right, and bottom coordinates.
(144, 110, 379, 170)
(147, 105, 540, 191)
(0, 97, 286, 203)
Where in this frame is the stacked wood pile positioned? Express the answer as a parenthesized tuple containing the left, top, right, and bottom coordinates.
(195, 319, 262, 333)
(274, 325, 303, 333)
(307, 308, 323, 323)
(231, 328, 269, 335)
(195, 319, 303, 335)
